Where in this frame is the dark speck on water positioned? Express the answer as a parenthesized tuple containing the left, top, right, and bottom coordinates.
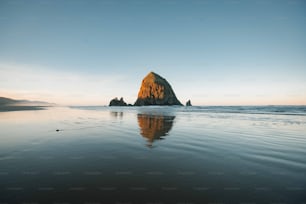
(0, 106, 305, 204)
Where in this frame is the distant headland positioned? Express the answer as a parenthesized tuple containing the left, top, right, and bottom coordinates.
(109, 72, 191, 106)
(0, 97, 55, 112)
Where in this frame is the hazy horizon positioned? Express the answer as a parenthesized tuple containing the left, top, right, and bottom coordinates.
(1, 0, 306, 106)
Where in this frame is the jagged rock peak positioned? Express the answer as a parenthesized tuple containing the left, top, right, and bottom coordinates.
(134, 72, 182, 106)
(109, 97, 127, 106)
(186, 100, 192, 106)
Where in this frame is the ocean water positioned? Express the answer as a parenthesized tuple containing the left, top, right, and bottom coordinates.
(0, 106, 305, 204)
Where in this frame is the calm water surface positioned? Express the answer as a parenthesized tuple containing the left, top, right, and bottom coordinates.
(0, 106, 305, 203)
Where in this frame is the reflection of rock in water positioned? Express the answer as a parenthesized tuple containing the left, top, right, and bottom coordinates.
(137, 114, 175, 147)
(110, 112, 123, 118)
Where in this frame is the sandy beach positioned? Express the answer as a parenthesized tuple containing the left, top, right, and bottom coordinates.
(0, 106, 305, 203)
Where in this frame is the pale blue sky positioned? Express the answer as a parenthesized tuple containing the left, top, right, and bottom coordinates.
(0, 0, 305, 105)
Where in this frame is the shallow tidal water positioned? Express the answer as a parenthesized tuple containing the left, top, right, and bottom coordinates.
(0, 106, 305, 204)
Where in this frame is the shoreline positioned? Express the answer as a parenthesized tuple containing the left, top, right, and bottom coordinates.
(0, 105, 49, 112)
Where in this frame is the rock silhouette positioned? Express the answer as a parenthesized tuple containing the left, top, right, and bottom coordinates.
(109, 97, 127, 106)
(186, 100, 192, 106)
(137, 114, 175, 147)
(134, 72, 182, 106)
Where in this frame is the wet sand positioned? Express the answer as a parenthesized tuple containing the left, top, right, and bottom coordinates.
(0, 105, 47, 112)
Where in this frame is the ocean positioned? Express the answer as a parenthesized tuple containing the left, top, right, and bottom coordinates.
(0, 106, 305, 203)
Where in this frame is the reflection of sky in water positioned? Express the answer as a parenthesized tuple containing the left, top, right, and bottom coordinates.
(0, 106, 305, 203)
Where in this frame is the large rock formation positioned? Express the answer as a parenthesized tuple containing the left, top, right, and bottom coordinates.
(134, 72, 182, 106)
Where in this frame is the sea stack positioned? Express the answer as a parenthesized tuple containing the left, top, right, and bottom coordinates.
(134, 72, 182, 106)
(186, 100, 192, 106)
(109, 97, 127, 106)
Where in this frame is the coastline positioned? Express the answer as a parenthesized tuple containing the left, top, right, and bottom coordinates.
(0, 105, 48, 112)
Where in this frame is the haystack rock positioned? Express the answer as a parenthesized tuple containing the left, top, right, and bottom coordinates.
(134, 72, 182, 106)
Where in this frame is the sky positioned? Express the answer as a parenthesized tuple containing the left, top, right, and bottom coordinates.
(0, 0, 306, 105)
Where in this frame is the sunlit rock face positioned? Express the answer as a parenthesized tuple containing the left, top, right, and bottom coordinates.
(134, 72, 182, 106)
(137, 114, 175, 147)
